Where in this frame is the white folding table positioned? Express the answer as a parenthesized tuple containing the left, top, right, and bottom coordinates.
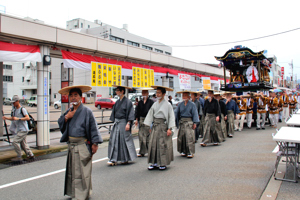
(273, 126, 300, 182)
(286, 114, 300, 127)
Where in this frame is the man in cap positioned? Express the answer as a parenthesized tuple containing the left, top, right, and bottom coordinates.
(108, 85, 137, 166)
(58, 85, 103, 200)
(255, 92, 268, 130)
(191, 91, 203, 142)
(225, 92, 240, 137)
(245, 94, 254, 128)
(288, 92, 297, 115)
(235, 95, 247, 131)
(282, 90, 289, 120)
(144, 86, 176, 170)
(175, 91, 199, 158)
(135, 88, 154, 157)
(268, 91, 279, 128)
(200, 90, 221, 147)
(214, 92, 227, 142)
(2, 95, 34, 161)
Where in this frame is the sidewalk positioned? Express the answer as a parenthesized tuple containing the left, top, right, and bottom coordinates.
(0, 129, 112, 163)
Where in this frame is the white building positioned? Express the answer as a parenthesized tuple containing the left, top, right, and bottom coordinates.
(2, 62, 40, 99)
(66, 18, 172, 55)
(268, 55, 281, 87)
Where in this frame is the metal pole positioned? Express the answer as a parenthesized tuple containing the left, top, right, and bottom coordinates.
(124, 76, 128, 98)
(0, 62, 3, 137)
(37, 46, 50, 149)
(223, 66, 227, 87)
(258, 60, 261, 82)
(291, 59, 293, 89)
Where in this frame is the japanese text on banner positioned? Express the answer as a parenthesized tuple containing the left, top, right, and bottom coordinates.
(179, 73, 191, 89)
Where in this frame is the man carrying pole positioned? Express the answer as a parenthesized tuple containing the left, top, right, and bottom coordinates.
(175, 91, 199, 158)
(134, 87, 154, 157)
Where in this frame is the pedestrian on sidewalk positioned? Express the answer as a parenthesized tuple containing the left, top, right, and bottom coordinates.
(175, 91, 199, 158)
(144, 85, 175, 170)
(201, 90, 221, 147)
(135, 88, 154, 157)
(2, 95, 34, 162)
(58, 85, 103, 200)
(107, 85, 137, 166)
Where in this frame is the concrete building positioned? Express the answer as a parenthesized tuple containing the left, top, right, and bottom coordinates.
(66, 18, 172, 55)
(268, 55, 281, 87)
(2, 62, 40, 99)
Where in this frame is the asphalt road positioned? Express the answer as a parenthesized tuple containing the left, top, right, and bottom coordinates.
(0, 124, 280, 200)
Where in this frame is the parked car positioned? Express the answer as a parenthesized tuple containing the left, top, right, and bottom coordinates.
(95, 98, 116, 109)
(28, 96, 37, 107)
(3, 97, 12, 105)
(54, 99, 61, 109)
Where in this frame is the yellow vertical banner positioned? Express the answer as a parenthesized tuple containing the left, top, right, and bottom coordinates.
(144, 69, 148, 87)
(91, 62, 97, 86)
(132, 67, 137, 87)
(148, 69, 151, 87)
(117, 65, 122, 85)
(150, 70, 154, 86)
(112, 65, 117, 86)
(140, 68, 144, 87)
(102, 63, 108, 86)
(107, 64, 113, 87)
(97, 63, 102, 86)
(136, 67, 141, 87)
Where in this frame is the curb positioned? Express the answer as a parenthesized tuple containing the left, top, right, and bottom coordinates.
(0, 133, 138, 164)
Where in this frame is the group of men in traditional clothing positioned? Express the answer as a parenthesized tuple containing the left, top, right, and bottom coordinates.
(57, 84, 298, 199)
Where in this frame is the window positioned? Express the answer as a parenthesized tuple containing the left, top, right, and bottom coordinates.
(88, 25, 90, 28)
(127, 40, 140, 47)
(22, 77, 24, 82)
(32, 89, 37, 95)
(155, 49, 163, 53)
(22, 63, 25, 69)
(49, 72, 52, 79)
(142, 45, 153, 51)
(87, 94, 90, 97)
(106, 99, 111, 102)
(165, 52, 171, 55)
(3, 65, 12, 70)
(110, 35, 124, 43)
(54, 94, 57, 99)
(3, 76, 13, 82)
(22, 90, 25, 96)
(81, 23, 83, 28)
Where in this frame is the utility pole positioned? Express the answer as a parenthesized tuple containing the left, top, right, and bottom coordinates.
(289, 59, 294, 89)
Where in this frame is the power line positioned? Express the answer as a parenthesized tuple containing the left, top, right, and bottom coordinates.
(141, 27, 300, 47)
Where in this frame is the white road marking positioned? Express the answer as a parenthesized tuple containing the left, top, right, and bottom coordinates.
(0, 137, 177, 190)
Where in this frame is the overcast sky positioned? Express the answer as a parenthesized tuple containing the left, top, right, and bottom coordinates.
(2, 0, 300, 79)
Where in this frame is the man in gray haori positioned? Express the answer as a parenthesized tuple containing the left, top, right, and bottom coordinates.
(144, 85, 176, 170)
(135, 88, 154, 157)
(175, 91, 199, 158)
(58, 85, 103, 200)
(108, 85, 137, 166)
